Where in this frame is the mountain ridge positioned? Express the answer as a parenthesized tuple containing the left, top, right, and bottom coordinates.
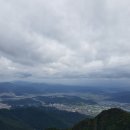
(72, 108, 130, 130)
(0, 106, 86, 130)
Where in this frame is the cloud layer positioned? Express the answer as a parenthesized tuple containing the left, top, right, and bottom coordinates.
(0, 0, 130, 82)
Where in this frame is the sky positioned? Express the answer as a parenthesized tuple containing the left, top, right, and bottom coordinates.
(0, 0, 130, 85)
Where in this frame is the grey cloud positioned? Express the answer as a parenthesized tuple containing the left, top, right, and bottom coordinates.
(0, 0, 130, 83)
(17, 73, 32, 78)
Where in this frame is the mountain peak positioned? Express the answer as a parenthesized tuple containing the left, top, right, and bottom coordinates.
(96, 108, 126, 118)
(73, 108, 130, 130)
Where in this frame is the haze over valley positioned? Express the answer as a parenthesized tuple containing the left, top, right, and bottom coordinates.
(0, 82, 130, 117)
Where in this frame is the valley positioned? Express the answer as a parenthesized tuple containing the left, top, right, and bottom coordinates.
(0, 82, 130, 116)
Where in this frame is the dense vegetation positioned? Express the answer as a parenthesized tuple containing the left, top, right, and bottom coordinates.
(0, 107, 86, 130)
(72, 108, 130, 130)
(0, 107, 130, 130)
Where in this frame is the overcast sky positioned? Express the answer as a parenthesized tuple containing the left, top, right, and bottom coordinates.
(0, 0, 130, 85)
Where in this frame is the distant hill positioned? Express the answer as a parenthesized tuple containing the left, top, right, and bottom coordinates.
(0, 107, 86, 130)
(108, 91, 130, 103)
(72, 108, 130, 130)
(0, 82, 109, 95)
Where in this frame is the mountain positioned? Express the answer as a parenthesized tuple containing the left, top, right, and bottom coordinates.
(0, 107, 130, 130)
(0, 107, 86, 130)
(72, 108, 130, 130)
(0, 82, 109, 95)
(108, 91, 130, 103)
